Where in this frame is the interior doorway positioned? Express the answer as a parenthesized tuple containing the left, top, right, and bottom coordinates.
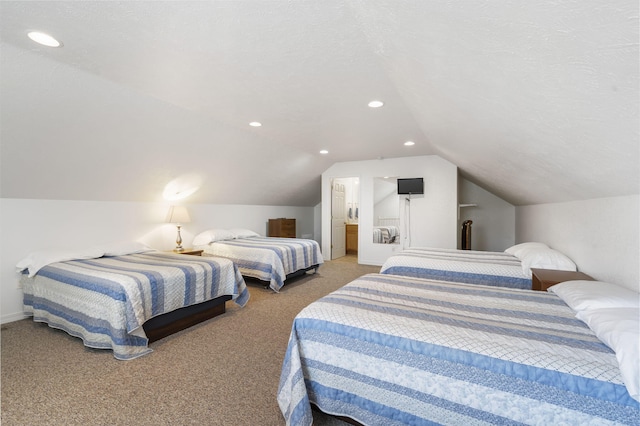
(331, 180, 346, 259)
(330, 177, 359, 260)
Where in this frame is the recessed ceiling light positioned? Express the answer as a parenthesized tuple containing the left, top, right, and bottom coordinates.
(404, 141, 415, 146)
(249, 121, 262, 127)
(27, 31, 62, 47)
(319, 150, 329, 154)
(368, 100, 384, 108)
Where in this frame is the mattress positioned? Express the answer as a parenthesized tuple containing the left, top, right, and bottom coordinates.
(197, 237, 324, 291)
(278, 273, 639, 425)
(22, 252, 249, 360)
(380, 246, 531, 289)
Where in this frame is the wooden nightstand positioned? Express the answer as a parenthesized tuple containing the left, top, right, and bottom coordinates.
(171, 248, 203, 256)
(268, 218, 296, 238)
(531, 268, 594, 291)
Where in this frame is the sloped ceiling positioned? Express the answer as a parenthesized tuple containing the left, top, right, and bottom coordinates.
(1, 1, 638, 206)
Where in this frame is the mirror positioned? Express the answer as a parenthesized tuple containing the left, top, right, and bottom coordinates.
(373, 177, 400, 244)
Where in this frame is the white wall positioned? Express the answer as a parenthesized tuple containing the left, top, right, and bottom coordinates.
(516, 195, 639, 292)
(374, 194, 399, 223)
(322, 155, 458, 265)
(0, 198, 315, 323)
(458, 177, 516, 251)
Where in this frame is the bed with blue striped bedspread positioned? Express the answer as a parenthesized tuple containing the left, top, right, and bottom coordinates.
(22, 252, 249, 360)
(197, 237, 324, 292)
(380, 246, 531, 289)
(278, 273, 639, 426)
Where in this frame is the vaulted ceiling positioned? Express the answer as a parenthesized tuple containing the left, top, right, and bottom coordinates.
(1, 1, 637, 207)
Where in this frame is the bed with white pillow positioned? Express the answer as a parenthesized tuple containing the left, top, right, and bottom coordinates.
(548, 280, 640, 402)
(18, 242, 250, 360)
(278, 273, 640, 425)
(373, 217, 400, 244)
(193, 229, 324, 292)
(379, 242, 577, 289)
(372, 225, 399, 244)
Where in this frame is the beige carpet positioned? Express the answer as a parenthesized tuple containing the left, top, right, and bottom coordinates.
(1, 255, 379, 425)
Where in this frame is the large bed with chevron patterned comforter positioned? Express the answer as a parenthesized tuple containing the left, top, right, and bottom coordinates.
(277, 273, 639, 426)
(380, 246, 541, 289)
(197, 236, 323, 292)
(21, 251, 249, 360)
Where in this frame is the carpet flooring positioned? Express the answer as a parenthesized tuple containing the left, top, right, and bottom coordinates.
(1, 255, 379, 425)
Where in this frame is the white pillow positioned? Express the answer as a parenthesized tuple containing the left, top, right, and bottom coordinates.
(93, 241, 153, 256)
(548, 280, 640, 311)
(575, 308, 640, 402)
(192, 229, 236, 246)
(229, 228, 260, 239)
(519, 248, 577, 276)
(504, 242, 549, 257)
(16, 247, 105, 278)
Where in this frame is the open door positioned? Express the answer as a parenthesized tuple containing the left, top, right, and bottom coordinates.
(331, 181, 346, 259)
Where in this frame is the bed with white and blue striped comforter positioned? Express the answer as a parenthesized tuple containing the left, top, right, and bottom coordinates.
(22, 252, 249, 360)
(380, 247, 531, 289)
(278, 273, 639, 425)
(197, 237, 323, 292)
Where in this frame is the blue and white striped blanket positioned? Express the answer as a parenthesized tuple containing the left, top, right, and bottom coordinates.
(198, 237, 324, 292)
(22, 252, 249, 360)
(278, 273, 639, 425)
(380, 246, 531, 289)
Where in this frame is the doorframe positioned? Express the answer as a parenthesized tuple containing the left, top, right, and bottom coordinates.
(322, 175, 360, 261)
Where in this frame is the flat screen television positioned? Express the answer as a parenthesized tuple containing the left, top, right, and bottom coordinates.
(397, 178, 424, 195)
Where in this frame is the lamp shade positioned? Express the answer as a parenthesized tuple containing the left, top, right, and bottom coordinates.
(165, 205, 191, 224)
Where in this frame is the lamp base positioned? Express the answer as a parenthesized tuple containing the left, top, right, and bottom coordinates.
(175, 225, 184, 251)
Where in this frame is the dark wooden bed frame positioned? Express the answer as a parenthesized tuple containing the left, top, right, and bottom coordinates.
(285, 264, 320, 281)
(143, 295, 232, 343)
(143, 264, 320, 343)
(247, 264, 320, 289)
(311, 403, 363, 426)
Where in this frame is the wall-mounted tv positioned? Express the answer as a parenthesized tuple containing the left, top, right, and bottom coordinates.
(397, 178, 424, 195)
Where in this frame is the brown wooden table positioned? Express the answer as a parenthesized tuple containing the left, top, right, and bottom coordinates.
(531, 268, 594, 291)
(170, 248, 203, 256)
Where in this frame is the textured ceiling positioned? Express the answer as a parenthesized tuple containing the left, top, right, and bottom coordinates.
(1, 1, 638, 206)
